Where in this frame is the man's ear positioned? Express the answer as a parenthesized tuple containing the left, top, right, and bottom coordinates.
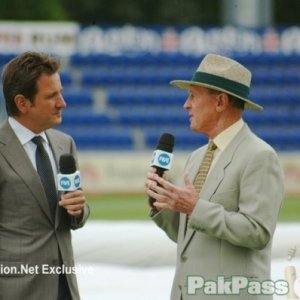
(14, 94, 31, 114)
(215, 93, 229, 112)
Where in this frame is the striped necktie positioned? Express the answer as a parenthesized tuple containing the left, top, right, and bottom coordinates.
(184, 141, 217, 236)
(193, 141, 217, 193)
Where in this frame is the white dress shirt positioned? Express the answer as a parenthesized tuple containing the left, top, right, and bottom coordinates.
(8, 117, 58, 184)
(210, 118, 245, 170)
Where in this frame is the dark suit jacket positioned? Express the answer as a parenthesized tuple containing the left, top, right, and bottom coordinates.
(0, 121, 89, 300)
(153, 124, 284, 300)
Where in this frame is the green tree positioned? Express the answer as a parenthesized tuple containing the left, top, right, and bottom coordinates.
(60, 0, 221, 25)
(1, 0, 300, 27)
(274, 0, 300, 25)
(0, 0, 68, 20)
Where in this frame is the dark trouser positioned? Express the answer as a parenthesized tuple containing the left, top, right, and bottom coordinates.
(58, 273, 72, 300)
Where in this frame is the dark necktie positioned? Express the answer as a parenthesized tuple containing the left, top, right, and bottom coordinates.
(32, 136, 57, 218)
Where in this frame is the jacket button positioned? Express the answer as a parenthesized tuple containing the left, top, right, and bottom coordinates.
(181, 256, 188, 262)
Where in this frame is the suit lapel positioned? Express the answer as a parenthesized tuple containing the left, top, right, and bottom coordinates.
(180, 125, 251, 254)
(178, 146, 207, 252)
(45, 130, 66, 227)
(0, 121, 54, 223)
(46, 130, 65, 173)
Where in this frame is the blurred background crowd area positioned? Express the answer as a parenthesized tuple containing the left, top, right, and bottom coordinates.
(1, 4, 300, 298)
(1, 0, 300, 204)
(0, 0, 299, 26)
(1, 0, 300, 151)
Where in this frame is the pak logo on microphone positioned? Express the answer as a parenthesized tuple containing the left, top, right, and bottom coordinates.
(60, 177, 71, 190)
(158, 153, 170, 167)
(74, 174, 81, 189)
(151, 150, 173, 170)
(57, 171, 81, 191)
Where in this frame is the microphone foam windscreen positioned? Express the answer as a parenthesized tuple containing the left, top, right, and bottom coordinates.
(156, 133, 175, 153)
(59, 154, 76, 174)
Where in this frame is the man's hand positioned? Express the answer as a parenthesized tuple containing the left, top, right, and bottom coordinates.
(59, 189, 86, 216)
(145, 170, 199, 215)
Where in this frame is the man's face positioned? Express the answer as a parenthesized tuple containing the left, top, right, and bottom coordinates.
(25, 72, 66, 133)
(183, 85, 219, 135)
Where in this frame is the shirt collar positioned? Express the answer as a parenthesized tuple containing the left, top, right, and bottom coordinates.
(212, 118, 244, 151)
(8, 117, 49, 145)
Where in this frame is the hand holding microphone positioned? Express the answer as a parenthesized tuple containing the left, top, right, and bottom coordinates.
(146, 133, 199, 214)
(147, 133, 175, 208)
(58, 153, 81, 191)
(58, 154, 86, 216)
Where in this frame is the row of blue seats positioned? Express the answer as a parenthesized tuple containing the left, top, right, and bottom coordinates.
(62, 111, 111, 126)
(107, 88, 300, 107)
(250, 87, 300, 105)
(252, 68, 300, 84)
(2, 53, 300, 86)
(146, 128, 300, 151)
(78, 68, 300, 86)
(57, 127, 300, 151)
(71, 131, 134, 150)
(53, 50, 300, 151)
(256, 132, 300, 151)
(69, 53, 300, 68)
(57, 126, 134, 150)
(80, 67, 191, 86)
(61, 109, 188, 126)
(107, 88, 187, 106)
(63, 89, 94, 107)
(2, 52, 300, 69)
(2, 51, 300, 152)
(62, 86, 300, 109)
(70, 53, 203, 67)
(0, 54, 15, 66)
(61, 108, 300, 127)
(244, 110, 300, 124)
(72, 136, 300, 151)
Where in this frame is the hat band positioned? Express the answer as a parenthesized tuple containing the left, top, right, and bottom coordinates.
(192, 72, 250, 99)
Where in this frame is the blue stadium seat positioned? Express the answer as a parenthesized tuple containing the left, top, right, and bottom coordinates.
(0, 53, 15, 67)
(63, 89, 94, 107)
(258, 130, 300, 151)
(81, 69, 110, 86)
(61, 52, 300, 151)
(62, 110, 112, 126)
(145, 129, 208, 150)
(117, 108, 188, 126)
(70, 129, 134, 150)
(60, 71, 72, 86)
(107, 86, 187, 107)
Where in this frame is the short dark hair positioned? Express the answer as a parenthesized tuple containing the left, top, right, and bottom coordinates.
(1, 51, 60, 116)
(208, 88, 245, 110)
(228, 94, 245, 110)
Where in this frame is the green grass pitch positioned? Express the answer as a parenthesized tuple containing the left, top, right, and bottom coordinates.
(86, 194, 300, 222)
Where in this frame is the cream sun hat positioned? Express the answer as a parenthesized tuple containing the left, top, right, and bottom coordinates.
(170, 53, 263, 111)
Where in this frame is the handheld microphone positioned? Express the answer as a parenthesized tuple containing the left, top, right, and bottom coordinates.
(149, 133, 175, 208)
(57, 154, 81, 191)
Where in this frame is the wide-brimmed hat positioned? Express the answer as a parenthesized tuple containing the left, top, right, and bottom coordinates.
(170, 53, 263, 110)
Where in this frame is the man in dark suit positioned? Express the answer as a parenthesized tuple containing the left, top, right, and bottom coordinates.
(145, 54, 284, 299)
(0, 51, 90, 300)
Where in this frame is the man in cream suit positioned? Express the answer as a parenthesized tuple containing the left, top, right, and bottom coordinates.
(145, 54, 284, 299)
(0, 52, 89, 299)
